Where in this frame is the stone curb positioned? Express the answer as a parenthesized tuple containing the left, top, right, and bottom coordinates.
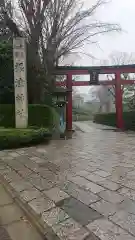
(0, 174, 59, 240)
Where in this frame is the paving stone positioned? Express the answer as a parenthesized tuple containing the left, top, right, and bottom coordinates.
(87, 218, 134, 240)
(8, 161, 24, 171)
(29, 156, 45, 164)
(62, 181, 100, 205)
(90, 199, 117, 217)
(94, 170, 111, 178)
(36, 148, 47, 154)
(18, 168, 33, 178)
(122, 179, 135, 190)
(84, 233, 100, 240)
(15, 149, 26, 154)
(44, 187, 69, 203)
(112, 166, 133, 177)
(2, 171, 22, 183)
(44, 231, 60, 240)
(0, 226, 12, 240)
(23, 162, 40, 173)
(38, 168, 56, 181)
(52, 218, 89, 240)
(84, 165, 98, 173)
(28, 173, 54, 191)
(70, 174, 105, 193)
(0, 168, 13, 177)
(39, 161, 60, 174)
(120, 163, 135, 168)
(16, 156, 30, 164)
(20, 188, 43, 202)
(118, 187, 135, 201)
(85, 181, 105, 194)
(98, 190, 124, 203)
(59, 197, 102, 226)
(119, 198, 135, 214)
(8, 152, 20, 158)
(0, 163, 7, 170)
(110, 210, 135, 236)
(126, 170, 135, 180)
(0, 184, 13, 205)
(68, 175, 89, 188)
(42, 207, 69, 226)
(28, 196, 55, 215)
(0, 203, 24, 225)
(6, 220, 43, 240)
(9, 180, 33, 192)
(0, 151, 7, 157)
(86, 174, 105, 183)
(99, 179, 120, 191)
(106, 174, 125, 184)
(75, 170, 90, 177)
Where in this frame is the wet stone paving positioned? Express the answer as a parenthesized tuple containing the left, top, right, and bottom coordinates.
(1, 122, 135, 239)
(0, 182, 43, 240)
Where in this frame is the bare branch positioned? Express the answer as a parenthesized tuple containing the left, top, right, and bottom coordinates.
(1, 0, 122, 102)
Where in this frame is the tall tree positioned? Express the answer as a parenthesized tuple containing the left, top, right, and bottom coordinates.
(0, 0, 121, 103)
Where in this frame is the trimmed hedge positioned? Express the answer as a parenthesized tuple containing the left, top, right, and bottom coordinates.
(94, 113, 116, 127)
(0, 128, 51, 150)
(0, 104, 53, 128)
(94, 111, 135, 130)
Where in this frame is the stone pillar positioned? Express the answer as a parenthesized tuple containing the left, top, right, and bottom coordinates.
(13, 37, 28, 128)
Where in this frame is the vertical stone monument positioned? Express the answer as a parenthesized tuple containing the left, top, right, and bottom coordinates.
(13, 37, 28, 128)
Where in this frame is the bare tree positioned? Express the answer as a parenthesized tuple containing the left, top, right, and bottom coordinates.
(41, 0, 121, 67)
(109, 51, 135, 109)
(0, 0, 121, 103)
(109, 51, 135, 66)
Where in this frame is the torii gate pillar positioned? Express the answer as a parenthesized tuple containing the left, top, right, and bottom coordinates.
(115, 72, 124, 130)
(66, 73, 72, 131)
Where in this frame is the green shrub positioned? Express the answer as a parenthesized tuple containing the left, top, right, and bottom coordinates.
(94, 111, 135, 130)
(0, 41, 14, 104)
(94, 113, 116, 127)
(0, 128, 51, 150)
(0, 104, 53, 128)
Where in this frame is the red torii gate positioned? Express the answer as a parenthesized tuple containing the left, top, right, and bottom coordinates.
(55, 64, 135, 131)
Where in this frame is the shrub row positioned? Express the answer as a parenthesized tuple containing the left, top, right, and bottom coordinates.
(0, 104, 56, 149)
(0, 128, 51, 150)
(94, 111, 135, 130)
(0, 104, 53, 128)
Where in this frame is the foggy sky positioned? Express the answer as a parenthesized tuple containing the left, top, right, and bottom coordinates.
(78, 0, 135, 65)
(74, 0, 135, 94)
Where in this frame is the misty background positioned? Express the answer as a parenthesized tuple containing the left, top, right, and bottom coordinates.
(68, 0, 135, 101)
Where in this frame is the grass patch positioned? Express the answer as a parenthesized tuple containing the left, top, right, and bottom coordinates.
(0, 128, 52, 150)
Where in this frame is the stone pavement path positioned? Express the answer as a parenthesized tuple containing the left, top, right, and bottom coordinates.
(0, 181, 43, 240)
(0, 122, 135, 239)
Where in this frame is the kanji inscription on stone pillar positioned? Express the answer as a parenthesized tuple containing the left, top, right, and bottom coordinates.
(13, 37, 28, 128)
